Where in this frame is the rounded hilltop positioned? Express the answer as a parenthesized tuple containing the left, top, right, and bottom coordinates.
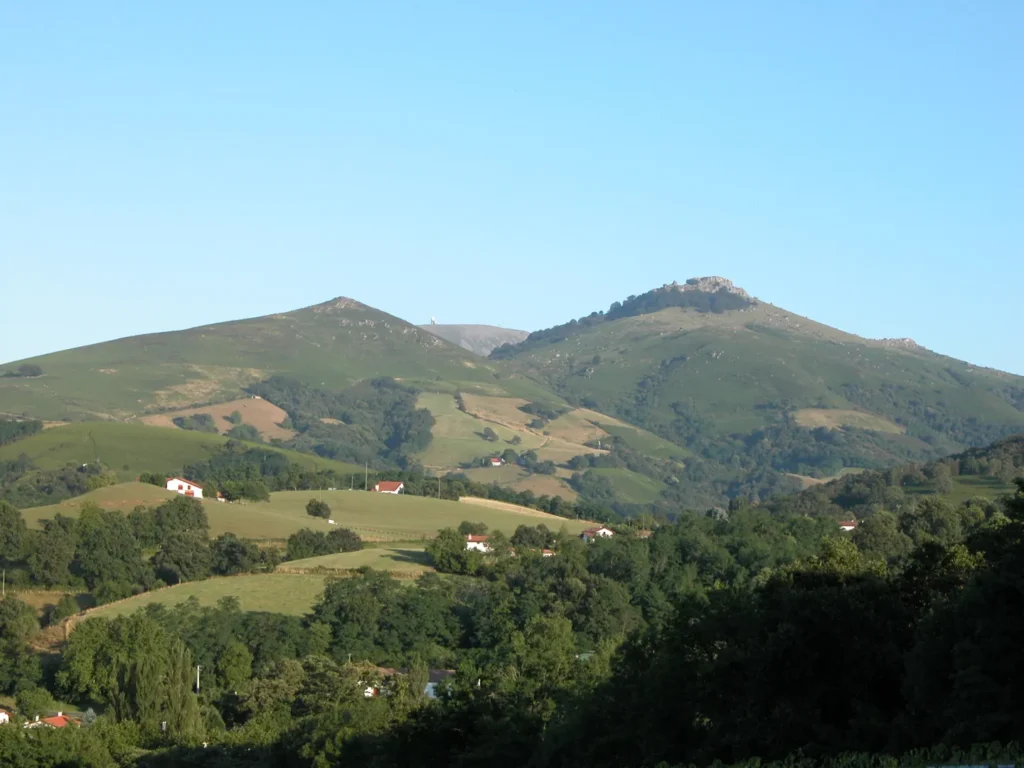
(309, 297, 373, 314)
(661, 277, 754, 301)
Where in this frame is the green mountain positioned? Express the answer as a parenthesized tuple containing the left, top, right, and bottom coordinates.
(493, 277, 1024, 490)
(0, 297, 550, 422)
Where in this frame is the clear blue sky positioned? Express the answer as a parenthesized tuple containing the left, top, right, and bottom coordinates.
(2, 2, 1022, 373)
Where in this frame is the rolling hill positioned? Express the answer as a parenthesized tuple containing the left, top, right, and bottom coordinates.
(493, 277, 1024, 483)
(0, 297, 547, 422)
(6, 281, 1022, 511)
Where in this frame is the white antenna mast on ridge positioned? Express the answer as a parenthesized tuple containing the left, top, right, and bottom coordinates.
(430, 316, 437, 325)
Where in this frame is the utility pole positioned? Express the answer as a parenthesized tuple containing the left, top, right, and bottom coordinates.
(364, 462, 368, 491)
(438, 477, 441, 499)
(2, 569, 5, 597)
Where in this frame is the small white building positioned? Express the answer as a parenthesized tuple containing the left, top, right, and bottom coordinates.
(0, 708, 10, 724)
(838, 520, 858, 532)
(166, 477, 204, 499)
(373, 481, 405, 495)
(580, 526, 614, 543)
(489, 457, 504, 467)
(465, 534, 492, 553)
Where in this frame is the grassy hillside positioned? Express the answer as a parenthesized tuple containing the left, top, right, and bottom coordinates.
(0, 297, 548, 422)
(281, 546, 432, 576)
(82, 573, 328, 619)
(496, 280, 1024, 475)
(24, 483, 591, 541)
(0, 422, 360, 481)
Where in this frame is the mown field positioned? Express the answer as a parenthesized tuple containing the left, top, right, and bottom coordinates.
(281, 545, 432, 576)
(462, 465, 579, 501)
(82, 573, 329, 620)
(0, 421, 360, 481)
(23, 483, 591, 541)
(140, 397, 296, 441)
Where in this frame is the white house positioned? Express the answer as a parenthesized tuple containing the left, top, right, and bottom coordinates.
(580, 527, 614, 543)
(0, 708, 10, 724)
(838, 520, 858, 532)
(373, 481, 405, 495)
(465, 534, 492, 553)
(489, 457, 504, 467)
(166, 477, 204, 499)
(541, 549, 555, 557)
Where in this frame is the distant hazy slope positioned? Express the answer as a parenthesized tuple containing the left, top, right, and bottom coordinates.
(0, 298, 537, 421)
(494, 278, 1024, 467)
(419, 324, 529, 356)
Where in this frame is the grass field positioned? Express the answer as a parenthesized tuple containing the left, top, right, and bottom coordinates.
(0, 421, 360, 482)
(415, 393, 547, 468)
(907, 475, 1018, 505)
(463, 465, 578, 501)
(83, 573, 329, 620)
(281, 545, 432, 576)
(140, 397, 296, 441)
(24, 483, 591, 541)
(591, 468, 667, 503)
(792, 408, 904, 435)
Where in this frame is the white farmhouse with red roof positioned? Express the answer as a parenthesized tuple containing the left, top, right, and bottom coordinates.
(580, 526, 614, 543)
(373, 481, 405, 495)
(166, 477, 204, 499)
(465, 534, 492, 553)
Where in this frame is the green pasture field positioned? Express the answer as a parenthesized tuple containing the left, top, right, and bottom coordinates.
(23, 483, 590, 541)
(281, 545, 432, 575)
(83, 573, 329, 620)
(0, 421, 360, 481)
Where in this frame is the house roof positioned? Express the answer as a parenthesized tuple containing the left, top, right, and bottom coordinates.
(166, 477, 203, 489)
(41, 714, 78, 728)
(490, 457, 503, 463)
(465, 534, 490, 542)
(375, 480, 404, 492)
(582, 527, 612, 536)
(542, 548, 554, 555)
(838, 520, 858, 528)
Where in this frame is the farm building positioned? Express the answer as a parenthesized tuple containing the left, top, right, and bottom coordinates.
(488, 457, 504, 467)
(0, 708, 10, 724)
(25, 712, 79, 729)
(373, 481, 405, 494)
(580, 526, 614, 543)
(541, 549, 555, 557)
(465, 534, 492, 553)
(838, 520, 858, 531)
(166, 477, 204, 499)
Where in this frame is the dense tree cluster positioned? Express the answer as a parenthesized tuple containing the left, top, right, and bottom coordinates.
(0, 496, 279, 600)
(0, 418, 43, 446)
(250, 376, 435, 466)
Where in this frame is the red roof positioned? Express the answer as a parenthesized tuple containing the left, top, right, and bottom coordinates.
(167, 477, 203, 489)
(375, 481, 404, 492)
(838, 520, 858, 528)
(490, 457, 503, 464)
(465, 534, 490, 542)
(41, 715, 78, 728)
